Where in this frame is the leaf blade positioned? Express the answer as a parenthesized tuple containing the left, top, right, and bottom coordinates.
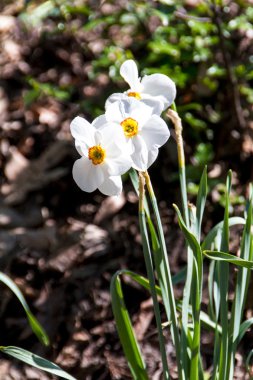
(0, 346, 76, 380)
(0, 272, 49, 346)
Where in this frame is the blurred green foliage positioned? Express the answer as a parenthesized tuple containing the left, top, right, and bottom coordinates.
(18, 0, 252, 194)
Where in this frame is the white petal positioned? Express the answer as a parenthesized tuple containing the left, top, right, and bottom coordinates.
(75, 140, 89, 157)
(105, 93, 128, 109)
(140, 115, 170, 150)
(127, 100, 154, 126)
(105, 152, 132, 176)
(131, 135, 149, 171)
(140, 98, 164, 116)
(94, 129, 103, 145)
(116, 98, 154, 127)
(100, 124, 125, 150)
(147, 146, 159, 168)
(120, 60, 141, 91)
(72, 157, 105, 192)
(99, 176, 122, 196)
(141, 74, 176, 110)
(105, 101, 125, 123)
(70, 116, 95, 146)
(92, 115, 108, 129)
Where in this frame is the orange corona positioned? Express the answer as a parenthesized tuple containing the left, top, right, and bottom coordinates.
(127, 91, 141, 100)
(88, 145, 106, 165)
(120, 117, 139, 138)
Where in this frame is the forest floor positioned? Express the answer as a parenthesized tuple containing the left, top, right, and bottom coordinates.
(0, 2, 253, 379)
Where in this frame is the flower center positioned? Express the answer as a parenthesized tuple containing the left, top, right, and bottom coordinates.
(120, 117, 139, 138)
(127, 91, 141, 100)
(88, 145, 106, 165)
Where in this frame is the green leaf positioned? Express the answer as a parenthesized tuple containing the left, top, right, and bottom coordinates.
(238, 318, 253, 344)
(0, 346, 76, 380)
(203, 250, 253, 269)
(246, 348, 253, 377)
(201, 217, 246, 251)
(173, 204, 201, 258)
(112, 270, 221, 334)
(138, 209, 170, 378)
(110, 272, 149, 380)
(195, 166, 208, 240)
(228, 187, 253, 377)
(0, 272, 49, 346)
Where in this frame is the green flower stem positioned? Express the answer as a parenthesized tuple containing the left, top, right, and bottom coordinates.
(142, 171, 184, 380)
(228, 188, 253, 379)
(218, 172, 231, 380)
(189, 256, 203, 380)
(167, 106, 193, 378)
(138, 173, 170, 380)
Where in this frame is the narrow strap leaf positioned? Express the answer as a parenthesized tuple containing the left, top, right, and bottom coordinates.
(201, 217, 245, 251)
(110, 271, 149, 380)
(0, 346, 76, 380)
(173, 204, 201, 258)
(196, 166, 208, 240)
(237, 318, 253, 344)
(203, 250, 253, 269)
(0, 272, 49, 346)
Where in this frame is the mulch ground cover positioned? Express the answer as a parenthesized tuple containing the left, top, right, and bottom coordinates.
(0, 2, 252, 379)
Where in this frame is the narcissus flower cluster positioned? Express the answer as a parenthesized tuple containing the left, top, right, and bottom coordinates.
(70, 60, 176, 196)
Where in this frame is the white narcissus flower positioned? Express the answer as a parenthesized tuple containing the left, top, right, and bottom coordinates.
(96, 98, 170, 171)
(70, 116, 132, 196)
(106, 59, 176, 112)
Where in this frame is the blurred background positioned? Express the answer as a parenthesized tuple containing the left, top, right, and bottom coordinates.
(0, 0, 252, 379)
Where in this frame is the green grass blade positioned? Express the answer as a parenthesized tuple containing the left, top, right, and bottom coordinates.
(112, 269, 221, 334)
(209, 261, 221, 380)
(201, 217, 245, 251)
(0, 272, 49, 346)
(110, 272, 149, 380)
(173, 204, 203, 379)
(237, 318, 253, 343)
(208, 261, 220, 321)
(139, 208, 170, 379)
(196, 166, 208, 240)
(173, 204, 202, 258)
(228, 187, 253, 379)
(218, 171, 232, 380)
(246, 349, 253, 377)
(0, 346, 76, 380)
(181, 246, 193, 379)
(172, 266, 187, 285)
(143, 173, 183, 379)
(211, 329, 221, 380)
(203, 250, 253, 269)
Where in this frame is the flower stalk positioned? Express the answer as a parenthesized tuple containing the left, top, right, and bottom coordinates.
(138, 172, 170, 380)
(142, 170, 184, 380)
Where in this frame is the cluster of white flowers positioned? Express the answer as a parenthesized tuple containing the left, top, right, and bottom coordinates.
(70, 60, 176, 196)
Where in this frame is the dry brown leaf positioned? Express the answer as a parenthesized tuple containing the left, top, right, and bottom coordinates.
(94, 193, 126, 224)
(3, 141, 71, 205)
(45, 243, 81, 272)
(4, 147, 28, 181)
(81, 224, 109, 258)
(134, 298, 154, 341)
